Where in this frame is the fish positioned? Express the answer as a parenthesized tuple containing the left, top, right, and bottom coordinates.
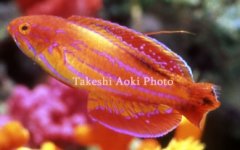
(8, 15, 220, 137)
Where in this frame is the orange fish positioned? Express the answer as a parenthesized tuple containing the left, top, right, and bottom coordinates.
(8, 15, 220, 137)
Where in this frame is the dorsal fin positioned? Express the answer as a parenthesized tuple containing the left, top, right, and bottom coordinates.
(68, 16, 193, 80)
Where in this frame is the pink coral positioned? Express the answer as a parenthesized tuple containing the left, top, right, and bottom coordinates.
(0, 115, 12, 127)
(3, 77, 134, 149)
(8, 78, 89, 145)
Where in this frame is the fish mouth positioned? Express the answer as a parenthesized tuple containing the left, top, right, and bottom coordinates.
(7, 21, 18, 39)
(7, 19, 16, 33)
(10, 31, 37, 60)
(7, 24, 14, 37)
(7, 24, 11, 33)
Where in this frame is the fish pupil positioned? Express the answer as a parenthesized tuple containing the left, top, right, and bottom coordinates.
(21, 25, 28, 31)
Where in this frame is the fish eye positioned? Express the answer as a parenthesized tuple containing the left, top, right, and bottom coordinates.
(19, 23, 31, 35)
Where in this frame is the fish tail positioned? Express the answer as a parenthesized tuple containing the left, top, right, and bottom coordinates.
(180, 83, 221, 128)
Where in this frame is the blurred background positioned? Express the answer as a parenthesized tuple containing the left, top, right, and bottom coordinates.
(0, 0, 240, 150)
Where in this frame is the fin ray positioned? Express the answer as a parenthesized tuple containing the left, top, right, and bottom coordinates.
(87, 93, 182, 137)
(68, 16, 193, 80)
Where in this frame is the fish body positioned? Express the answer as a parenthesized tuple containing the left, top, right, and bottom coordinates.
(8, 15, 220, 137)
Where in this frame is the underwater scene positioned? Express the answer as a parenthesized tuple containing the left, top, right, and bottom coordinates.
(0, 0, 240, 150)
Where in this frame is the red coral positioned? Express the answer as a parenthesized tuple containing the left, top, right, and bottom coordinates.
(16, 0, 103, 17)
(8, 78, 89, 145)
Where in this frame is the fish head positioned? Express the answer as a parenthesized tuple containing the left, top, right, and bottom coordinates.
(8, 15, 67, 59)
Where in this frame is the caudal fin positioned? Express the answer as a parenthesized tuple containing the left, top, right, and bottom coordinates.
(180, 83, 221, 128)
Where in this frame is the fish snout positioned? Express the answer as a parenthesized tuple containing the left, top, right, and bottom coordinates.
(7, 19, 19, 36)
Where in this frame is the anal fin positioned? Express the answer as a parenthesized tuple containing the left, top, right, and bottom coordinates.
(87, 93, 182, 137)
